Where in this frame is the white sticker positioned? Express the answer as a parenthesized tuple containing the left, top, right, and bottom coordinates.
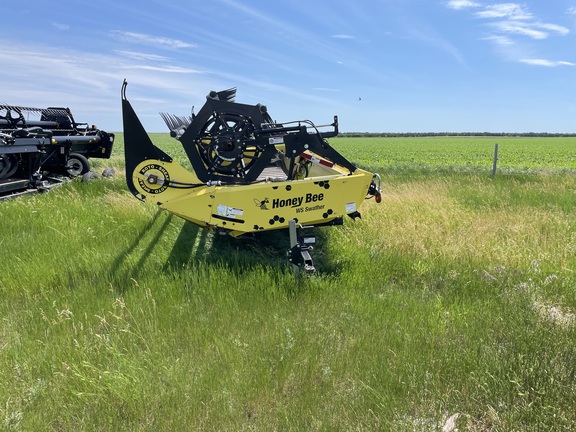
(345, 202, 357, 213)
(228, 207, 244, 216)
(217, 204, 244, 218)
(269, 136, 284, 145)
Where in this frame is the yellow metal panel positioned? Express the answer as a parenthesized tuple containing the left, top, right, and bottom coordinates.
(205, 169, 373, 236)
(129, 158, 374, 237)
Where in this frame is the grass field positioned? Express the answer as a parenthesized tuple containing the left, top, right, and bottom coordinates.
(1, 134, 576, 431)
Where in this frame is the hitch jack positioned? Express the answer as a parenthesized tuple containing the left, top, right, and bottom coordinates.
(287, 219, 316, 273)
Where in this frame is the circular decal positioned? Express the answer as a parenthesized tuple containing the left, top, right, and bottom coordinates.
(136, 163, 170, 194)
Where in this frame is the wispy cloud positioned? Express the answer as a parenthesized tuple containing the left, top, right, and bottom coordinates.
(52, 22, 69, 31)
(126, 65, 204, 74)
(0, 42, 216, 131)
(473, 3, 570, 40)
(446, 0, 480, 10)
(448, 2, 572, 66)
(110, 31, 196, 49)
(115, 51, 171, 62)
(407, 25, 468, 68)
(476, 3, 533, 20)
(492, 20, 569, 40)
(519, 59, 575, 67)
(215, 0, 358, 59)
(483, 35, 515, 45)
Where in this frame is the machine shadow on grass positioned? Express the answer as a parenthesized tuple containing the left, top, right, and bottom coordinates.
(162, 220, 343, 276)
(79, 211, 343, 295)
(53, 208, 342, 295)
(50, 210, 169, 293)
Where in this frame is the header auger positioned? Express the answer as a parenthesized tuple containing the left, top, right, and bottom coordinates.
(121, 80, 381, 271)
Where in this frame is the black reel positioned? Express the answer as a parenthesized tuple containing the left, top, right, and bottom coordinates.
(0, 107, 25, 129)
(195, 112, 264, 178)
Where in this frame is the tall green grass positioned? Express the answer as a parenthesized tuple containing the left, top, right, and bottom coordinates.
(1, 135, 575, 430)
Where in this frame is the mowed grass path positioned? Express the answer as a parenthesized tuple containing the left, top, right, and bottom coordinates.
(1, 135, 575, 430)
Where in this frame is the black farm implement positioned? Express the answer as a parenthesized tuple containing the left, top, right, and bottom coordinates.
(0, 104, 115, 198)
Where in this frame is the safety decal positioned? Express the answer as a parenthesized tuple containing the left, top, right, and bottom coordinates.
(217, 204, 244, 218)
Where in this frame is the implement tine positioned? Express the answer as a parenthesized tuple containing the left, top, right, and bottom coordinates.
(160, 112, 176, 130)
(0, 104, 69, 117)
(160, 112, 192, 132)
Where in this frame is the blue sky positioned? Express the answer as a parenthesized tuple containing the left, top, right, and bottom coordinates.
(3, 0, 576, 132)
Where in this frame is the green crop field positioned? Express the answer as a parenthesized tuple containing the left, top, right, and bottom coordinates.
(332, 136, 576, 176)
(1, 134, 576, 431)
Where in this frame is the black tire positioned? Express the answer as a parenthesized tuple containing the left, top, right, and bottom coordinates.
(66, 153, 90, 177)
(0, 154, 18, 178)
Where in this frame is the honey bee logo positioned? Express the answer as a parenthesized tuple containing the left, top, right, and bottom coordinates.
(254, 197, 269, 210)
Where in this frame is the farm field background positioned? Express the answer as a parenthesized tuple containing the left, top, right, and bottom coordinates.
(2, 134, 576, 431)
(331, 136, 576, 176)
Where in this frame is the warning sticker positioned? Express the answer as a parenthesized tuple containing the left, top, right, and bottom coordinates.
(217, 205, 244, 218)
(345, 202, 357, 213)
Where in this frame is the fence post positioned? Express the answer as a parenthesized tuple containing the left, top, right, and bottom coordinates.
(491, 143, 498, 177)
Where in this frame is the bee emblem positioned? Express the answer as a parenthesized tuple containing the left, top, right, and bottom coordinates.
(254, 198, 269, 210)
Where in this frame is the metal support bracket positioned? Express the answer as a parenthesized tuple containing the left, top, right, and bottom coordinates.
(287, 219, 316, 273)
